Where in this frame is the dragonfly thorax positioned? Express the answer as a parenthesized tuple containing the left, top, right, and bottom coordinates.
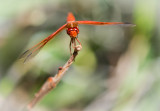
(67, 27, 79, 38)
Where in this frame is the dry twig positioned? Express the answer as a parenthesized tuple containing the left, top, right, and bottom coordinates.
(27, 45, 82, 110)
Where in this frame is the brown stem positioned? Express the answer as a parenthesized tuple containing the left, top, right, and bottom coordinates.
(27, 45, 82, 110)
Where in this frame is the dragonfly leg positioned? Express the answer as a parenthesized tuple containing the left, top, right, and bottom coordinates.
(69, 38, 76, 55)
(69, 39, 72, 55)
(76, 38, 82, 46)
(69, 38, 81, 56)
(73, 38, 76, 47)
(71, 38, 75, 49)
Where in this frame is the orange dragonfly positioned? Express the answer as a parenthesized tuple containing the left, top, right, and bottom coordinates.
(20, 12, 134, 62)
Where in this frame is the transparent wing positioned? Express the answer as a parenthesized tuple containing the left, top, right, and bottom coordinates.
(19, 41, 47, 63)
(19, 24, 67, 63)
(77, 21, 136, 27)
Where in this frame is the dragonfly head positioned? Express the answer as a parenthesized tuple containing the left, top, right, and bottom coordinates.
(67, 27, 79, 38)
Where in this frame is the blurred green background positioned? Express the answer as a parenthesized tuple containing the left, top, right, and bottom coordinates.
(0, 0, 159, 111)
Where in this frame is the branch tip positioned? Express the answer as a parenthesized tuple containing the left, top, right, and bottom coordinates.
(75, 45, 82, 51)
(27, 44, 82, 109)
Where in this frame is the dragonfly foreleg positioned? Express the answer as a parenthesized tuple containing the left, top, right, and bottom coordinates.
(69, 39, 72, 55)
(76, 38, 81, 46)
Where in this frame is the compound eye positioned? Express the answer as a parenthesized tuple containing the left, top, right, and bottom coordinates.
(67, 28, 73, 35)
(74, 27, 79, 34)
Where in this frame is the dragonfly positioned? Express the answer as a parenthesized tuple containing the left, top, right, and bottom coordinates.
(20, 12, 134, 63)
